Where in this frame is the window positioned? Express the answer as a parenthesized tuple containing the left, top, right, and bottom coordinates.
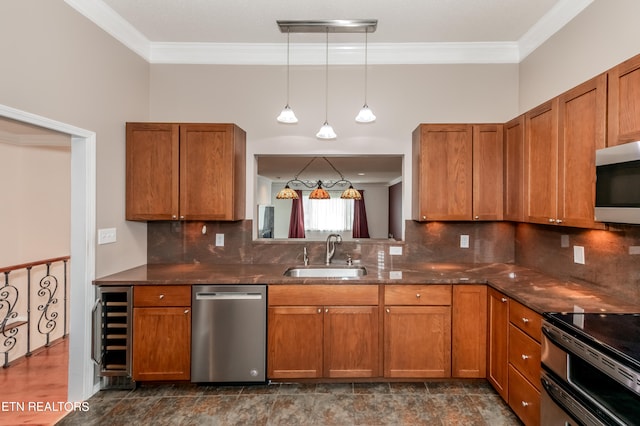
(302, 191, 353, 232)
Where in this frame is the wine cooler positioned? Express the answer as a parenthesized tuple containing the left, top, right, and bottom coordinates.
(92, 286, 134, 389)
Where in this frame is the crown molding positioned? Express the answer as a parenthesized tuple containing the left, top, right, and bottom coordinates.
(65, 0, 593, 65)
(518, 0, 594, 61)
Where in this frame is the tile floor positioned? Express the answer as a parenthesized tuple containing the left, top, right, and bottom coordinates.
(57, 380, 522, 425)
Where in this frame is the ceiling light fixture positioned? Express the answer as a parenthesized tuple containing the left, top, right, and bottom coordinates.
(276, 20, 377, 137)
(276, 29, 298, 123)
(275, 157, 362, 200)
(316, 28, 337, 140)
(355, 28, 376, 123)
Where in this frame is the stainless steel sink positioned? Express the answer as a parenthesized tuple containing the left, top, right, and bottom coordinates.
(283, 265, 367, 278)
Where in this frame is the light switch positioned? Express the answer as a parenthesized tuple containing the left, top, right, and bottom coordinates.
(98, 228, 116, 245)
(215, 233, 224, 247)
(460, 235, 470, 249)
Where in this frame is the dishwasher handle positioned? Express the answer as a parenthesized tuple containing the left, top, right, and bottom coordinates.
(196, 292, 263, 301)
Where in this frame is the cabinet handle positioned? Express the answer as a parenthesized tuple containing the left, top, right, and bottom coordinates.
(180, 215, 185, 220)
(416, 293, 421, 299)
(422, 215, 426, 220)
(521, 354, 530, 360)
(474, 215, 479, 220)
(325, 308, 329, 313)
(521, 317, 529, 324)
(556, 219, 563, 224)
(184, 309, 189, 314)
(548, 218, 555, 223)
(386, 308, 390, 313)
(172, 215, 177, 220)
(159, 294, 165, 299)
(521, 401, 529, 407)
(501, 297, 507, 303)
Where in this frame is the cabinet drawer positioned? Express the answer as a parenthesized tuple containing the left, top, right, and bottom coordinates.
(268, 285, 378, 306)
(508, 325, 541, 391)
(384, 285, 451, 306)
(508, 365, 540, 426)
(509, 300, 542, 342)
(134, 285, 191, 307)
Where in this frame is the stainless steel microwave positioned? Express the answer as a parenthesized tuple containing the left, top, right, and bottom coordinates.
(595, 141, 640, 224)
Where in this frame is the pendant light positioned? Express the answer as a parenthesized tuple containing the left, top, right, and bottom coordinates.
(276, 157, 361, 200)
(316, 29, 337, 139)
(276, 29, 298, 123)
(355, 28, 376, 123)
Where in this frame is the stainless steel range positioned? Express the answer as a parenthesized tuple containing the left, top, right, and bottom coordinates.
(541, 312, 640, 426)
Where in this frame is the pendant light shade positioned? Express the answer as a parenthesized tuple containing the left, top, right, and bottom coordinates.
(275, 184, 299, 199)
(340, 184, 362, 200)
(317, 29, 336, 139)
(355, 28, 376, 123)
(316, 122, 337, 139)
(309, 181, 330, 199)
(277, 29, 298, 124)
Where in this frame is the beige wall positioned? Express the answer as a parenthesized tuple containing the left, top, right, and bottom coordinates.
(519, 0, 640, 112)
(0, 0, 150, 277)
(0, 142, 70, 265)
(149, 63, 519, 220)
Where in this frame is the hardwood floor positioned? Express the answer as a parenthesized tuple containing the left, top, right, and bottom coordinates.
(0, 338, 69, 426)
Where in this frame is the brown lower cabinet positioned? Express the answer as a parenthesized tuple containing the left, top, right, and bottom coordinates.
(132, 285, 191, 381)
(267, 285, 379, 380)
(487, 288, 542, 426)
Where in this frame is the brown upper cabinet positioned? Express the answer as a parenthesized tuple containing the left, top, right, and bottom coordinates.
(608, 54, 640, 146)
(524, 75, 606, 228)
(412, 124, 503, 221)
(503, 116, 525, 222)
(126, 123, 246, 221)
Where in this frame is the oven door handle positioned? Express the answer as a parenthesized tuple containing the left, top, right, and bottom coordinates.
(542, 324, 568, 351)
(541, 372, 609, 426)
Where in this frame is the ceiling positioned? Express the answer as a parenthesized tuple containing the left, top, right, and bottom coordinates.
(65, 0, 594, 64)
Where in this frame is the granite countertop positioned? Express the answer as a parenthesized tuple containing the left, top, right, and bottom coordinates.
(93, 262, 640, 315)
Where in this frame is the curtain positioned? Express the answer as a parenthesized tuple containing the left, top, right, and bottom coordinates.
(352, 189, 370, 238)
(288, 190, 305, 238)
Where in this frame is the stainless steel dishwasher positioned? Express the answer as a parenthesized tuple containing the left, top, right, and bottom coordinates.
(191, 285, 267, 383)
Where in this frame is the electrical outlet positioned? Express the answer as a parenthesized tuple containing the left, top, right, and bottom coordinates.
(561, 235, 570, 248)
(460, 235, 469, 249)
(573, 246, 585, 264)
(98, 228, 116, 245)
(629, 246, 640, 255)
(215, 233, 224, 247)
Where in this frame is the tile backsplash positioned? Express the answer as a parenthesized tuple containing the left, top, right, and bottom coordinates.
(147, 219, 639, 303)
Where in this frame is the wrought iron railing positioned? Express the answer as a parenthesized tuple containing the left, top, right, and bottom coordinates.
(0, 256, 69, 367)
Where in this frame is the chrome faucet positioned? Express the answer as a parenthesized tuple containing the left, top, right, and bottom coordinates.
(303, 247, 309, 266)
(325, 234, 342, 265)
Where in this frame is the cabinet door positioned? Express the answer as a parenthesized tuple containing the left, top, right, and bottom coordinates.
(179, 124, 245, 220)
(324, 306, 379, 378)
(487, 288, 509, 400)
(126, 123, 180, 220)
(503, 116, 525, 222)
(412, 124, 473, 221)
(524, 99, 559, 225)
(557, 75, 607, 228)
(267, 306, 323, 379)
(473, 125, 504, 221)
(452, 285, 487, 378)
(132, 306, 191, 381)
(608, 53, 640, 146)
(384, 306, 451, 378)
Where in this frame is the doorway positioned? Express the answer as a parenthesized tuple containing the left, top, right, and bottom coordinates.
(0, 103, 96, 402)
